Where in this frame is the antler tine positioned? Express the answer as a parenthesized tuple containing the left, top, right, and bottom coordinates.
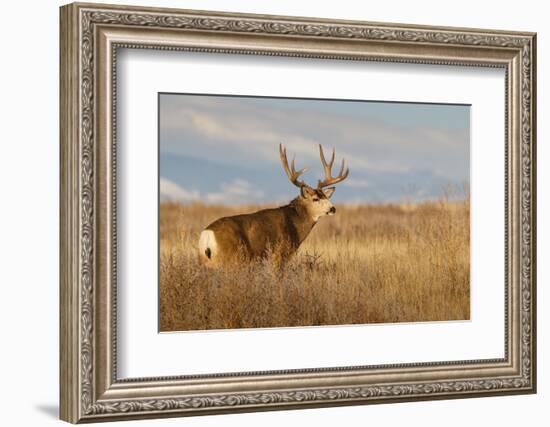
(317, 144, 350, 189)
(279, 143, 308, 188)
(319, 144, 335, 170)
(338, 158, 346, 177)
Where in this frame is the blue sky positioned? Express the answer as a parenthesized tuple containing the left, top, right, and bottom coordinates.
(159, 93, 470, 204)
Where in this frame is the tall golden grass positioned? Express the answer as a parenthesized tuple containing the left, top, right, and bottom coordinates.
(160, 198, 470, 331)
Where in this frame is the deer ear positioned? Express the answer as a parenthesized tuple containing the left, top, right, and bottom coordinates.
(322, 187, 336, 198)
(301, 186, 315, 198)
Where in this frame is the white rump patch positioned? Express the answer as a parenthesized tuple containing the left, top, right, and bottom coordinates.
(198, 230, 217, 260)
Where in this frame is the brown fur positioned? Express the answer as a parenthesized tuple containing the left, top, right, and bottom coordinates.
(201, 197, 319, 266)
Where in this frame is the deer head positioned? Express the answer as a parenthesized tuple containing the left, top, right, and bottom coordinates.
(279, 144, 349, 221)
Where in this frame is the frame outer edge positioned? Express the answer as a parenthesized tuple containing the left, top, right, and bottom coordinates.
(60, 3, 81, 424)
(69, 1, 536, 37)
(529, 33, 537, 393)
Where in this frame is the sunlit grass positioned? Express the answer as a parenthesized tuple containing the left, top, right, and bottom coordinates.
(159, 198, 470, 331)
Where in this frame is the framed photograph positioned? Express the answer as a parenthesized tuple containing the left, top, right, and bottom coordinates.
(60, 2, 537, 423)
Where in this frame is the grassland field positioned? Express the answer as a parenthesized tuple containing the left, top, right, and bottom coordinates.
(160, 198, 470, 332)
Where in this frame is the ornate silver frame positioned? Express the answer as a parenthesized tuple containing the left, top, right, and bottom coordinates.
(60, 2, 537, 423)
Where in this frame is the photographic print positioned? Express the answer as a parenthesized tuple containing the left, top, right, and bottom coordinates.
(159, 93, 471, 332)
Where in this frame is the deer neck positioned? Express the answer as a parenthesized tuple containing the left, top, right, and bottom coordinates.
(287, 200, 317, 244)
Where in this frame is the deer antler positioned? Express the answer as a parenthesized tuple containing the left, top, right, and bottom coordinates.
(279, 144, 309, 188)
(317, 144, 349, 189)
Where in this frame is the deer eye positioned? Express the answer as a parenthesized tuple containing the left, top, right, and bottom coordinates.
(312, 198, 319, 202)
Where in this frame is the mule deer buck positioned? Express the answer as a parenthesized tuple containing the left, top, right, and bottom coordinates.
(198, 144, 349, 266)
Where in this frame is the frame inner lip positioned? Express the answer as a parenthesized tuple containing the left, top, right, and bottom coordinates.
(109, 41, 512, 383)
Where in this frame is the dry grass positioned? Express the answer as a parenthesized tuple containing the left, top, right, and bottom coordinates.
(160, 198, 470, 331)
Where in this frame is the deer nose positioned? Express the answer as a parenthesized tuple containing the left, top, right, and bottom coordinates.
(329, 206, 336, 214)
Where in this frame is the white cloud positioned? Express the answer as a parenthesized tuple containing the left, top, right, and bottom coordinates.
(159, 177, 200, 202)
(206, 179, 264, 204)
(344, 178, 370, 188)
(160, 176, 268, 205)
(164, 106, 321, 165)
(160, 95, 469, 182)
